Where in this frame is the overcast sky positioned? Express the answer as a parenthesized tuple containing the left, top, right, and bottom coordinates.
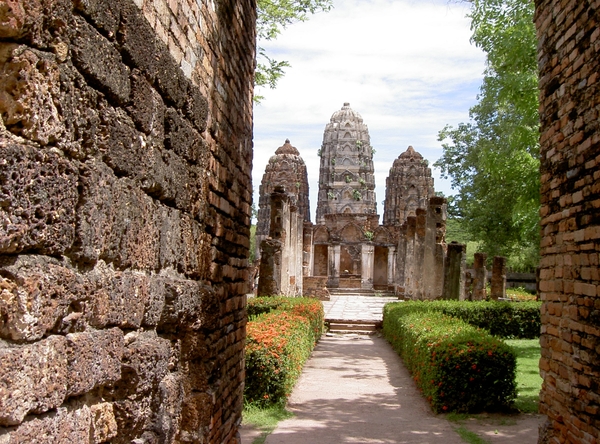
(252, 0, 487, 222)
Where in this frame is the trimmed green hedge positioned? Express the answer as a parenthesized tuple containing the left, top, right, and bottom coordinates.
(245, 297, 324, 406)
(429, 300, 541, 339)
(383, 302, 517, 413)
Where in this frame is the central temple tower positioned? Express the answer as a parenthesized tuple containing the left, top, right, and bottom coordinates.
(315, 103, 377, 222)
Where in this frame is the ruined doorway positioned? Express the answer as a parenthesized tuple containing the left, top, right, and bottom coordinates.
(373, 246, 388, 288)
(313, 244, 328, 276)
(340, 245, 361, 276)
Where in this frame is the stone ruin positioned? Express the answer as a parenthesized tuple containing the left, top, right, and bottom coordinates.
(0, 0, 254, 442)
(0, 1, 598, 443)
(257, 103, 448, 300)
(256, 106, 529, 303)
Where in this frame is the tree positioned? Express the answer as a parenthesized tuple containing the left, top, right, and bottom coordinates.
(255, 0, 332, 101)
(435, 0, 539, 271)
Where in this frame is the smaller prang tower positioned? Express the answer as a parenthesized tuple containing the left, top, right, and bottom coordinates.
(256, 139, 310, 260)
(383, 145, 434, 226)
(316, 103, 377, 223)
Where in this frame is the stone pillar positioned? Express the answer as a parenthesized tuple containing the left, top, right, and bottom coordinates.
(361, 244, 375, 289)
(490, 256, 507, 300)
(387, 246, 396, 287)
(442, 242, 466, 300)
(257, 239, 283, 296)
(464, 270, 474, 301)
(404, 216, 417, 298)
(303, 222, 314, 277)
(395, 226, 407, 298)
(472, 252, 488, 300)
(327, 243, 340, 288)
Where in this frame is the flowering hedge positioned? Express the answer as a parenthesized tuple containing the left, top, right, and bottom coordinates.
(245, 297, 324, 406)
(383, 302, 517, 413)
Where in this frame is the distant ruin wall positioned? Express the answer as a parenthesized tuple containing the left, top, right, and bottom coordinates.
(0, 0, 255, 442)
(535, 1, 600, 443)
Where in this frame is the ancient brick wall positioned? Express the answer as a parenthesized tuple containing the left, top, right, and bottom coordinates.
(535, 1, 600, 443)
(0, 0, 255, 442)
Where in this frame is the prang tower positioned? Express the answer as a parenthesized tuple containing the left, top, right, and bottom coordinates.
(315, 103, 377, 223)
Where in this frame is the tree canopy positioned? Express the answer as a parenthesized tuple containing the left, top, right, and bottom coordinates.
(255, 0, 333, 101)
(435, 0, 539, 271)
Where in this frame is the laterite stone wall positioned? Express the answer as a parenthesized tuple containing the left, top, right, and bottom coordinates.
(535, 1, 600, 443)
(0, 0, 255, 442)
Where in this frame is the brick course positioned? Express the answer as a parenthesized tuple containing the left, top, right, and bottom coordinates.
(536, 1, 600, 442)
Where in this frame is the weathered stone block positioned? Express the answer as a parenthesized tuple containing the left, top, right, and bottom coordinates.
(55, 60, 104, 158)
(0, 141, 78, 255)
(143, 276, 166, 328)
(75, 161, 160, 270)
(119, 2, 160, 81)
(128, 70, 165, 137)
(154, 42, 190, 109)
(87, 261, 149, 329)
(90, 402, 118, 443)
(103, 333, 170, 441)
(155, 273, 215, 331)
(121, 331, 170, 396)
(153, 372, 184, 443)
(0, 0, 42, 39)
(185, 85, 208, 133)
(65, 328, 124, 397)
(0, 255, 86, 341)
(98, 106, 202, 218)
(111, 397, 153, 444)
(164, 108, 204, 164)
(5, 404, 92, 443)
(0, 45, 65, 145)
(73, 0, 122, 39)
(71, 17, 130, 105)
(158, 207, 209, 278)
(0, 335, 68, 426)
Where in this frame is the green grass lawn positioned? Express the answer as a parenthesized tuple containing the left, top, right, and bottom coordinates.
(242, 403, 293, 444)
(506, 338, 542, 413)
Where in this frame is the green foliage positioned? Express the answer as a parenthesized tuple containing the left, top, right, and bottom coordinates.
(243, 403, 294, 444)
(427, 300, 542, 339)
(435, 0, 540, 269)
(255, 0, 333, 101)
(454, 426, 490, 444)
(383, 303, 517, 413)
(505, 339, 542, 413)
(352, 189, 362, 201)
(245, 297, 324, 406)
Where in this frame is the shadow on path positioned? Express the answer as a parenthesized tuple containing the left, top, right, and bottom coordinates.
(259, 334, 543, 444)
(265, 335, 465, 444)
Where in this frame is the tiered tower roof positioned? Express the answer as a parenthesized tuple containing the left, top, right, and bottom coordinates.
(383, 146, 435, 225)
(315, 103, 377, 224)
(256, 139, 310, 240)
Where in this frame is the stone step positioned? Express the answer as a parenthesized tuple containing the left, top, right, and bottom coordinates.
(327, 320, 381, 335)
(328, 288, 396, 297)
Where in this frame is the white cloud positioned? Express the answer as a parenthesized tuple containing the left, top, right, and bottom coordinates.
(253, 0, 486, 221)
